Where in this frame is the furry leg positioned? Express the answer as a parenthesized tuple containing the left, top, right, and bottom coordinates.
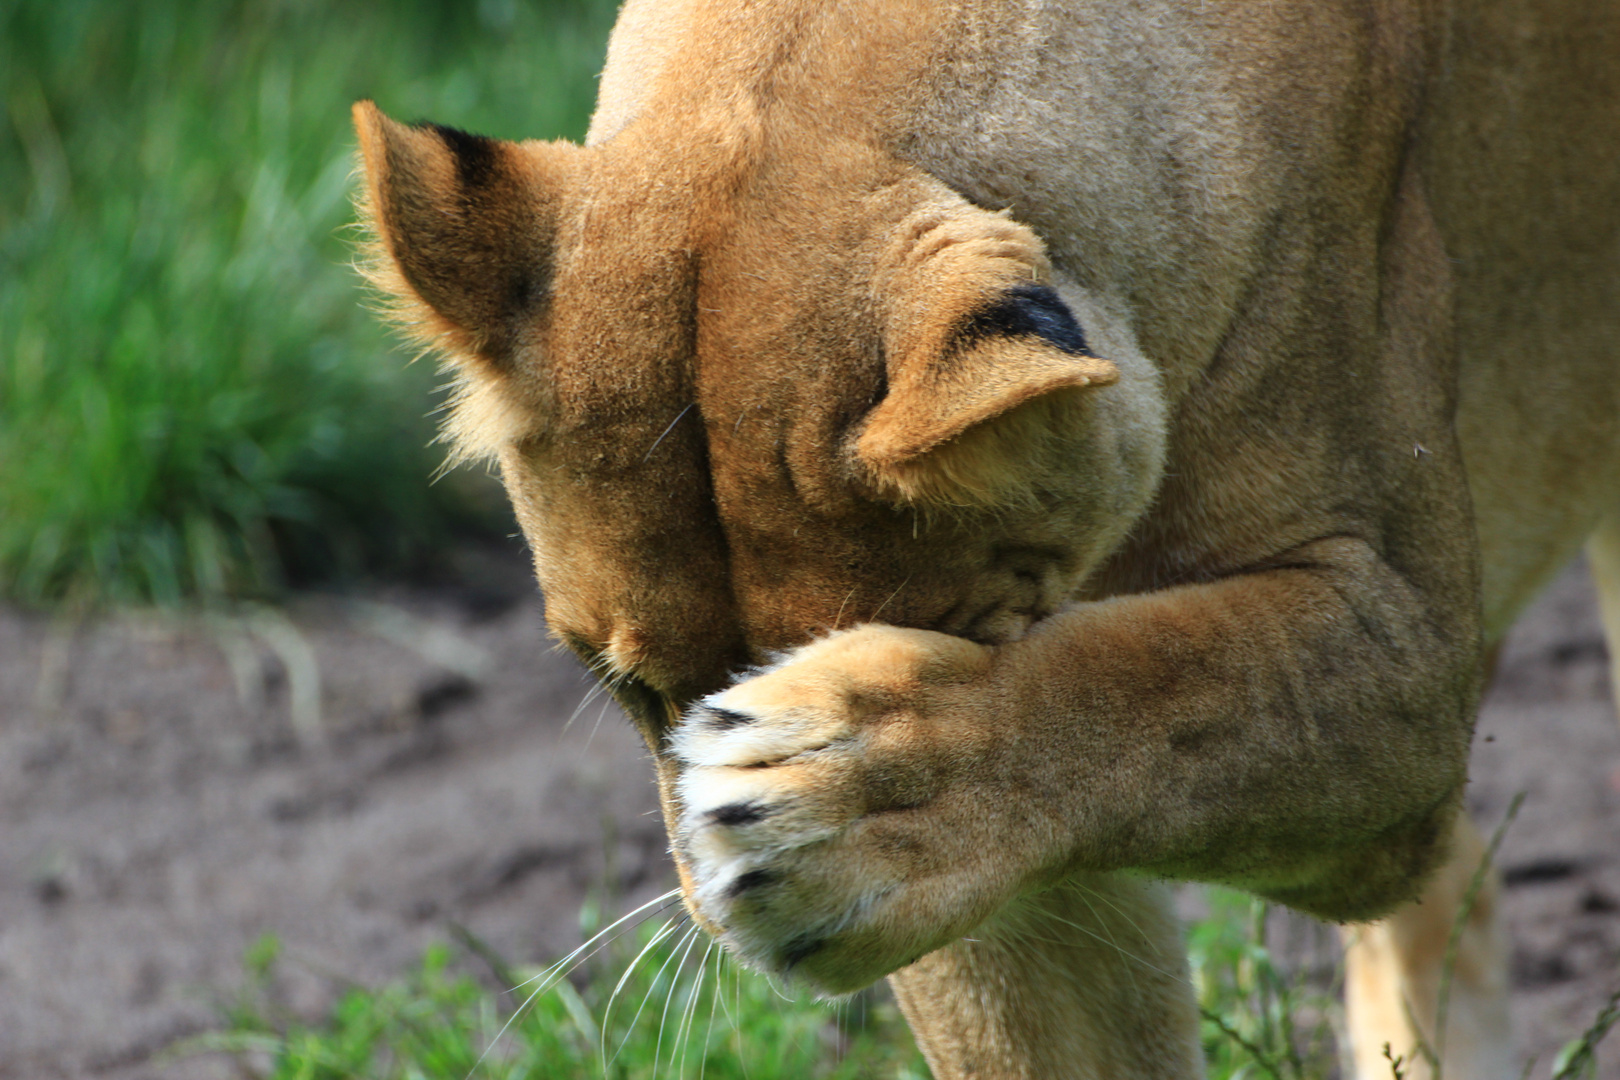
(888, 874, 1201, 1080)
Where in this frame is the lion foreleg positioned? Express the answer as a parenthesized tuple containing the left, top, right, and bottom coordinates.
(888, 875, 1201, 1080)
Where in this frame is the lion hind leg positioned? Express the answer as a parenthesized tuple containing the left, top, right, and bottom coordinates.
(1341, 813, 1513, 1080)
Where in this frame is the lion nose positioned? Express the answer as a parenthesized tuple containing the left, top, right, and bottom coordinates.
(628, 610, 754, 692)
(607, 671, 682, 748)
(605, 635, 724, 703)
(604, 624, 652, 677)
(565, 624, 745, 746)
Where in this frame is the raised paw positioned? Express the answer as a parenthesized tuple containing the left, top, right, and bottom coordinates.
(670, 624, 1042, 994)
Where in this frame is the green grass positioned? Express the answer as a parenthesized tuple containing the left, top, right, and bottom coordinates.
(180, 896, 932, 1080)
(0, 0, 619, 604)
(175, 883, 1620, 1080)
(1188, 891, 1341, 1080)
(177, 889, 1350, 1080)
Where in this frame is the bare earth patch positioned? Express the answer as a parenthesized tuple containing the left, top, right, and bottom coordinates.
(1, 548, 1615, 1078)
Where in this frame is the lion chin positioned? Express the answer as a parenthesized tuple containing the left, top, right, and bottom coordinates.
(351, 0, 1620, 1076)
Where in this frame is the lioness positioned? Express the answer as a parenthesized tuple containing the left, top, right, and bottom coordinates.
(352, 0, 1620, 1075)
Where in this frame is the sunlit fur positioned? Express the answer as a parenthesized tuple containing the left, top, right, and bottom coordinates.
(353, 0, 1620, 1076)
(351, 132, 568, 468)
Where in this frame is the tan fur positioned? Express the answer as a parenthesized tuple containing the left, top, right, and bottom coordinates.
(352, 0, 1620, 1075)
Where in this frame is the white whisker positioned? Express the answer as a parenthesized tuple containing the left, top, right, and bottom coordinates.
(563, 680, 606, 733)
(1038, 908, 1187, 985)
(711, 949, 743, 1034)
(602, 917, 687, 1069)
(507, 888, 682, 994)
(463, 892, 684, 1077)
(676, 937, 717, 1074)
(832, 585, 858, 632)
(1065, 887, 1141, 998)
(869, 573, 913, 623)
(1071, 881, 1152, 945)
(643, 403, 696, 462)
(639, 921, 700, 1075)
(646, 924, 705, 1074)
(584, 693, 615, 753)
(698, 946, 724, 1080)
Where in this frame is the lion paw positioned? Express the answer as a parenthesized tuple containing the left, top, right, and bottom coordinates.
(670, 625, 1027, 993)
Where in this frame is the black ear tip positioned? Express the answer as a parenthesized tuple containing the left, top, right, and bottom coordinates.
(413, 121, 501, 189)
(954, 282, 1091, 356)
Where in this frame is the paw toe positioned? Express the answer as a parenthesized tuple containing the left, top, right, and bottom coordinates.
(672, 697, 831, 767)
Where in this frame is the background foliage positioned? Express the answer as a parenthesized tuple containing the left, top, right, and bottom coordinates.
(184, 891, 1353, 1080)
(0, 0, 619, 604)
(186, 915, 933, 1080)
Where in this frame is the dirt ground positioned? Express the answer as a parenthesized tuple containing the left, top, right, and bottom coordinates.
(2, 544, 1616, 1079)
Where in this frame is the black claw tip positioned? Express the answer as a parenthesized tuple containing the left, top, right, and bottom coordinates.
(702, 707, 756, 730)
(708, 802, 769, 827)
(781, 934, 824, 968)
(725, 868, 775, 899)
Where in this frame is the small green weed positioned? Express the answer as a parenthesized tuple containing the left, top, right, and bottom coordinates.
(1190, 889, 1341, 1080)
(177, 888, 1618, 1080)
(180, 893, 1341, 1080)
(180, 897, 930, 1080)
(1549, 986, 1620, 1080)
(179, 888, 1336, 1080)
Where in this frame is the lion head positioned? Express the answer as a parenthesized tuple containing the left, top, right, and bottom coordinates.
(352, 100, 1165, 748)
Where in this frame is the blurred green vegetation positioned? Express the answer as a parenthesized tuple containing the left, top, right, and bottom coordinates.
(1189, 891, 1340, 1080)
(0, 0, 618, 605)
(179, 890, 1361, 1080)
(181, 905, 932, 1080)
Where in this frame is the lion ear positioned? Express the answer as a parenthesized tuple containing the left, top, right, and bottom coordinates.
(855, 204, 1119, 504)
(352, 100, 580, 366)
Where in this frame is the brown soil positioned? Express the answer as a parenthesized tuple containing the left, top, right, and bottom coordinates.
(1, 545, 1615, 1078)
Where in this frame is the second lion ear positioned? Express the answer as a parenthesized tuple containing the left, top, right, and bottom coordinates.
(352, 100, 582, 367)
(855, 201, 1119, 505)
